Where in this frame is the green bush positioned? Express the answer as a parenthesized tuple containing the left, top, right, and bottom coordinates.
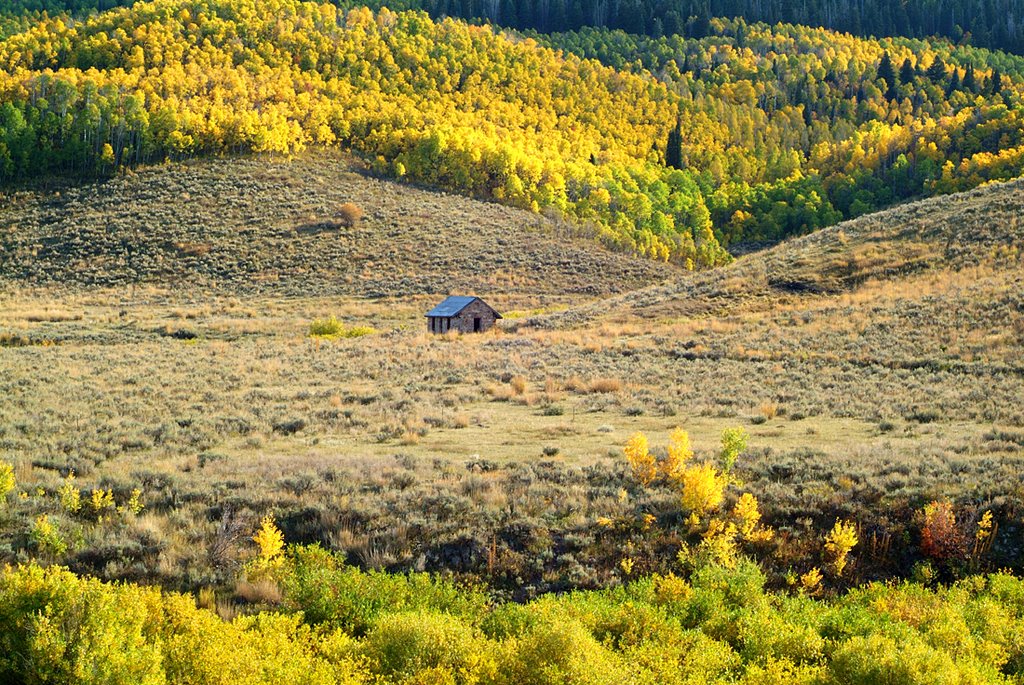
(494, 615, 629, 685)
(309, 317, 377, 339)
(280, 545, 491, 634)
(360, 611, 494, 683)
(1, 555, 1022, 685)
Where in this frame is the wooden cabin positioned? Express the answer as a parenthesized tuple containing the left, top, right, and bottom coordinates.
(425, 296, 501, 334)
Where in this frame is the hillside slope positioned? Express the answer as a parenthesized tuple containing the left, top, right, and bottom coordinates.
(533, 177, 1024, 333)
(2, 0, 1024, 260)
(0, 154, 678, 298)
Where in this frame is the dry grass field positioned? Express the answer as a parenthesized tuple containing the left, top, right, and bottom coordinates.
(1, 156, 1022, 598)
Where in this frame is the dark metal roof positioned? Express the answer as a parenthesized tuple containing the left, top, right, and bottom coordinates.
(425, 296, 501, 318)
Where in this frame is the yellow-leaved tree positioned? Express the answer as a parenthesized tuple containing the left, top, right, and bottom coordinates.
(624, 432, 657, 486)
(661, 427, 693, 483)
(825, 520, 858, 577)
(252, 515, 286, 575)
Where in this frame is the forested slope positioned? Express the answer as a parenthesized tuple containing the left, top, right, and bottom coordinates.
(6, 0, 1024, 54)
(540, 22, 1024, 243)
(1, 0, 1023, 261)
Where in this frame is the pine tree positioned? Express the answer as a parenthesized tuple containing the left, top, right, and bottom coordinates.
(926, 57, 946, 83)
(962, 63, 977, 93)
(877, 51, 897, 99)
(665, 118, 683, 169)
(899, 57, 916, 84)
(945, 69, 961, 97)
(990, 68, 1003, 95)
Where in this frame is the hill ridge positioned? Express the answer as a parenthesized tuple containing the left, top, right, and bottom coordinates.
(521, 177, 1024, 330)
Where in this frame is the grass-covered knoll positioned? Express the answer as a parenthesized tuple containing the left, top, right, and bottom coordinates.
(0, 154, 677, 297)
(0, 175, 1021, 594)
(533, 175, 1024, 340)
(1, 548, 1023, 684)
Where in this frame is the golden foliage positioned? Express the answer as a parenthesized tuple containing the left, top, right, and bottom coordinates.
(731, 493, 773, 543)
(57, 472, 81, 514)
(253, 515, 286, 572)
(800, 567, 823, 595)
(680, 462, 726, 516)
(824, 520, 859, 577)
(0, 461, 14, 504)
(624, 432, 657, 487)
(661, 427, 693, 483)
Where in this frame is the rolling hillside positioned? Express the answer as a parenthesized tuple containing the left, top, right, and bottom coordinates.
(0, 154, 678, 298)
(2, 0, 1024, 263)
(531, 176, 1024, 354)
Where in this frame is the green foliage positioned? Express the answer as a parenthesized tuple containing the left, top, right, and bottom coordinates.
(279, 545, 491, 635)
(1, 1, 1022, 257)
(540, 21, 1024, 246)
(1, 557, 1023, 684)
(719, 427, 748, 475)
(0, 461, 14, 504)
(29, 514, 66, 556)
(360, 611, 493, 683)
(0, 0, 730, 266)
(57, 472, 81, 513)
(309, 317, 376, 339)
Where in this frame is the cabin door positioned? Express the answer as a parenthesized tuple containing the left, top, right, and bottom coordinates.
(473, 317, 481, 332)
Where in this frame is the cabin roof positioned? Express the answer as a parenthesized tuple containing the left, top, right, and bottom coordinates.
(425, 296, 501, 318)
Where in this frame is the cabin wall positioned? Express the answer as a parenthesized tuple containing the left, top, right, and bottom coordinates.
(450, 300, 498, 333)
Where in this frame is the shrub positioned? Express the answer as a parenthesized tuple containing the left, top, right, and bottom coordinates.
(495, 615, 629, 685)
(361, 611, 493, 683)
(829, 633, 961, 685)
(310, 316, 345, 337)
(920, 501, 966, 562)
(58, 472, 81, 513)
(680, 463, 727, 516)
(587, 378, 622, 394)
(279, 546, 490, 635)
(0, 565, 164, 685)
(624, 432, 656, 486)
(338, 202, 364, 227)
(0, 462, 14, 504)
(720, 428, 749, 475)
(661, 427, 693, 483)
(825, 520, 859, 577)
(251, 515, 285, 575)
(30, 515, 66, 556)
(309, 317, 377, 339)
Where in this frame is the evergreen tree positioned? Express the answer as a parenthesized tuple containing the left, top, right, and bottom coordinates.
(926, 57, 947, 83)
(990, 68, 1003, 95)
(962, 64, 977, 93)
(945, 69, 961, 96)
(665, 118, 683, 170)
(899, 58, 916, 84)
(877, 51, 897, 99)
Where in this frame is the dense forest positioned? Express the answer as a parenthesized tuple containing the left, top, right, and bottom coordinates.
(540, 23, 1024, 242)
(386, 0, 1024, 56)
(0, 0, 1023, 258)
(6, 0, 1024, 54)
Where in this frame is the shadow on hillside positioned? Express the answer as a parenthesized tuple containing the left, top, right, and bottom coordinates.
(295, 221, 343, 236)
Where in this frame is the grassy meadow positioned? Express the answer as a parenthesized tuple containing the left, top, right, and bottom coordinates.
(1, 156, 1021, 603)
